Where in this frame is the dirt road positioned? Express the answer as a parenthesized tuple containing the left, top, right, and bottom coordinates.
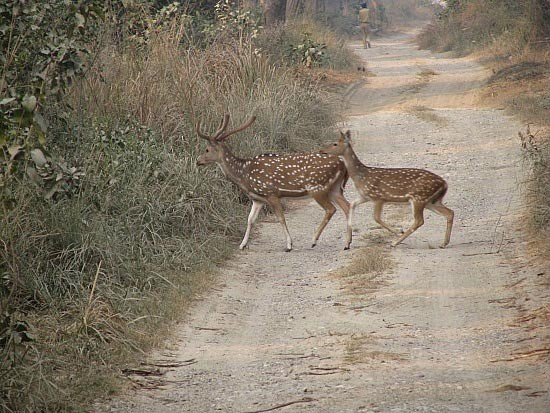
(101, 31, 550, 412)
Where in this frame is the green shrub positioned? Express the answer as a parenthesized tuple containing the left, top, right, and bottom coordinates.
(255, 19, 358, 70)
(1, 5, 342, 410)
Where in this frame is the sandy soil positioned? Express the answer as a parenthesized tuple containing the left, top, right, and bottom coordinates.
(99, 30, 550, 412)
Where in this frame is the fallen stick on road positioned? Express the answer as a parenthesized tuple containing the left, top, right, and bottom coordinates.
(244, 397, 317, 413)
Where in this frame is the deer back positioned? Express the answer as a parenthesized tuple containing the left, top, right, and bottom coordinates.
(241, 152, 346, 197)
(356, 166, 447, 203)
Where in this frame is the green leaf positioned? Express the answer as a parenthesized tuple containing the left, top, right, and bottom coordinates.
(22, 95, 37, 112)
(8, 145, 23, 161)
(30, 149, 48, 167)
(36, 129, 47, 145)
(0, 97, 15, 105)
(75, 12, 85, 28)
(27, 166, 43, 186)
(34, 112, 48, 133)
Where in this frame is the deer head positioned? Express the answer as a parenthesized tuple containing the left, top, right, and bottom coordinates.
(196, 114, 256, 166)
(320, 130, 351, 156)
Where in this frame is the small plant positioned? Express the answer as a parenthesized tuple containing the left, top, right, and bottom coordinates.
(214, 0, 262, 41)
(290, 32, 327, 68)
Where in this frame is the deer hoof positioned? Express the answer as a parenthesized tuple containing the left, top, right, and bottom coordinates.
(311, 242, 317, 248)
(344, 246, 350, 251)
(284, 247, 292, 253)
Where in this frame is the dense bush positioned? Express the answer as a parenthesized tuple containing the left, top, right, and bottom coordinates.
(255, 18, 358, 70)
(0, 1, 355, 410)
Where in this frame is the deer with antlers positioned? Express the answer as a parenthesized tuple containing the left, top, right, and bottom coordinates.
(196, 114, 350, 252)
(320, 130, 454, 249)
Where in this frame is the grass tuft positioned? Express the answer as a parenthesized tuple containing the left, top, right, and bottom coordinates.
(330, 241, 394, 300)
(405, 105, 448, 125)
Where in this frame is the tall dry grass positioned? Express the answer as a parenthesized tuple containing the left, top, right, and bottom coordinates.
(1, 16, 343, 412)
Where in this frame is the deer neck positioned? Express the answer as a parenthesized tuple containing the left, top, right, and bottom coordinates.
(217, 143, 247, 186)
(342, 144, 364, 176)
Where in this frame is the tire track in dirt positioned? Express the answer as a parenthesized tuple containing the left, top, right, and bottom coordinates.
(99, 30, 550, 413)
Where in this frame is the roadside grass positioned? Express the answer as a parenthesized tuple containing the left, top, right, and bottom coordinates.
(485, 63, 550, 261)
(0, 13, 354, 413)
(520, 128, 550, 239)
(485, 60, 550, 125)
(417, 0, 544, 56)
(417, 0, 550, 262)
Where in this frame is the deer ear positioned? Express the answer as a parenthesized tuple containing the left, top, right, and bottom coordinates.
(339, 130, 349, 142)
(344, 130, 352, 143)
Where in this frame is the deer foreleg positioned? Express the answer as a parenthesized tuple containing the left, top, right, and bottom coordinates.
(239, 200, 264, 250)
(330, 184, 351, 249)
(346, 197, 368, 249)
(267, 197, 293, 252)
(373, 201, 402, 235)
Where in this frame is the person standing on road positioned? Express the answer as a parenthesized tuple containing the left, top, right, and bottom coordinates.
(358, 2, 371, 49)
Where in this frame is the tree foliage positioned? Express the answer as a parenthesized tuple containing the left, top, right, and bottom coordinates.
(0, 0, 104, 203)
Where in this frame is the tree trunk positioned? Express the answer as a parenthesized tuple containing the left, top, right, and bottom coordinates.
(286, 0, 302, 21)
(303, 0, 320, 16)
(260, 0, 287, 25)
(342, 0, 349, 17)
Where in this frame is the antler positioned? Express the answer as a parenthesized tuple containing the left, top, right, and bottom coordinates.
(213, 114, 230, 140)
(195, 114, 230, 141)
(217, 116, 256, 141)
(195, 119, 211, 140)
(195, 114, 255, 141)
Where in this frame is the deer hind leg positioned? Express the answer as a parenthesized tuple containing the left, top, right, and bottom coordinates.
(239, 200, 264, 250)
(372, 200, 402, 235)
(266, 196, 293, 252)
(311, 192, 337, 248)
(426, 201, 454, 248)
(329, 183, 351, 249)
(391, 200, 425, 247)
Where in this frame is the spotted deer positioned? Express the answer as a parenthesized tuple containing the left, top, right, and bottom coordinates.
(320, 130, 454, 249)
(196, 114, 350, 251)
